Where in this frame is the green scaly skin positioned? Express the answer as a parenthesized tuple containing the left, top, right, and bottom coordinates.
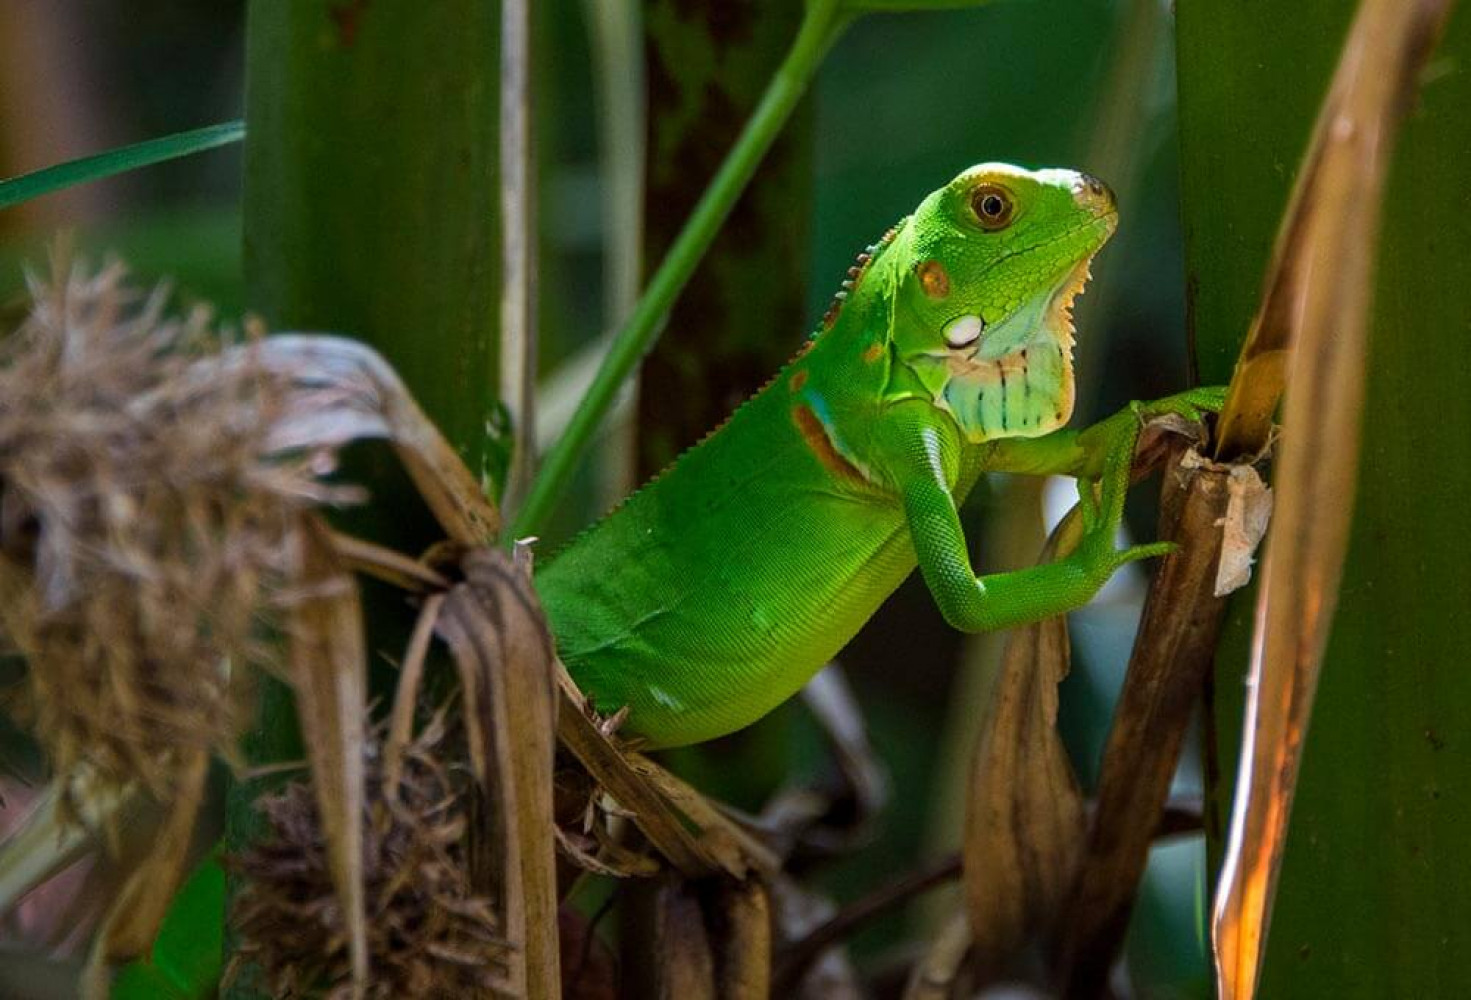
(536, 163, 1224, 749)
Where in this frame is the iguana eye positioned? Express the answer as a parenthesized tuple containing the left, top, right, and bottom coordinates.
(970, 184, 1014, 230)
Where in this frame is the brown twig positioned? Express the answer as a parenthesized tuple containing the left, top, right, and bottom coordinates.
(1056, 449, 1234, 997)
(774, 853, 962, 993)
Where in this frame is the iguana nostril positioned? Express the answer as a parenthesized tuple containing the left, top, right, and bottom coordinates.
(1073, 173, 1116, 214)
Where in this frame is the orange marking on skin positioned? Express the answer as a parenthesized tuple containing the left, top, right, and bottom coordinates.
(917, 260, 950, 299)
(789, 368, 809, 392)
(792, 404, 867, 485)
(862, 342, 884, 364)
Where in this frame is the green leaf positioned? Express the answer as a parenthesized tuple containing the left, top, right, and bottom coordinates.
(112, 853, 225, 1000)
(0, 121, 244, 212)
(838, 0, 996, 11)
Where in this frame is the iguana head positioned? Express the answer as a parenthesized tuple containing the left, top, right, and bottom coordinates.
(887, 163, 1116, 442)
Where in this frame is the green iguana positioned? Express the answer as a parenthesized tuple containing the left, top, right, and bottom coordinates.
(537, 163, 1221, 749)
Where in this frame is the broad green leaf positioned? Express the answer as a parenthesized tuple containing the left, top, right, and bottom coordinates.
(112, 853, 225, 1000)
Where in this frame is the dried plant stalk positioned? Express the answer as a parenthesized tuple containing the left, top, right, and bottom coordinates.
(435, 549, 561, 998)
(282, 516, 369, 997)
(554, 662, 773, 880)
(1057, 449, 1235, 996)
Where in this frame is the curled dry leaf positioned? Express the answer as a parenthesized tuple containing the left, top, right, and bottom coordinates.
(231, 715, 512, 999)
(242, 334, 501, 546)
(962, 524, 1085, 980)
(435, 548, 560, 998)
(621, 876, 717, 1000)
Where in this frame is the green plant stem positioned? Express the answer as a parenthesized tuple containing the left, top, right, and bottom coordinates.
(0, 121, 243, 212)
(509, 0, 848, 539)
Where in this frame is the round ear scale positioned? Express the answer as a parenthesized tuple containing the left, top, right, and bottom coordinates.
(943, 314, 984, 349)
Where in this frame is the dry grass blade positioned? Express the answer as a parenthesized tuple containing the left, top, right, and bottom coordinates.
(435, 549, 560, 998)
(284, 515, 368, 998)
(962, 522, 1085, 981)
(83, 747, 208, 997)
(330, 530, 451, 593)
(1057, 449, 1236, 996)
(383, 592, 443, 800)
(1210, 1, 1456, 997)
(554, 664, 771, 880)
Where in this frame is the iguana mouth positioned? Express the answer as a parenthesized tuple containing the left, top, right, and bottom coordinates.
(1040, 256, 1095, 361)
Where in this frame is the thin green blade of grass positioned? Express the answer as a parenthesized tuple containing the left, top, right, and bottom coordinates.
(509, 0, 850, 537)
(0, 120, 244, 212)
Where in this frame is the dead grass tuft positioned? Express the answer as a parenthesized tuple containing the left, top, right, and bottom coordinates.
(0, 256, 350, 802)
(230, 715, 512, 998)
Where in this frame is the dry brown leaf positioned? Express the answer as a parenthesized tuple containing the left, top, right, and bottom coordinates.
(1210, 2, 1455, 998)
(623, 876, 717, 1000)
(191, 333, 501, 545)
(435, 548, 560, 998)
(962, 613, 1084, 978)
(962, 522, 1085, 980)
(284, 515, 368, 997)
(554, 662, 772, 880)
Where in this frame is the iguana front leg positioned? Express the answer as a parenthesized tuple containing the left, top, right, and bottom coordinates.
(902, 387, 1224, 633)
(985, 386, 1227, 480)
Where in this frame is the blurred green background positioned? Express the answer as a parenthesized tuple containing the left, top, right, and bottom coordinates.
(0, 1, 1211, 995)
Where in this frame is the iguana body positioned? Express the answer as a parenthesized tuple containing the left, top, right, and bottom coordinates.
(537, 163, 1218, 748)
